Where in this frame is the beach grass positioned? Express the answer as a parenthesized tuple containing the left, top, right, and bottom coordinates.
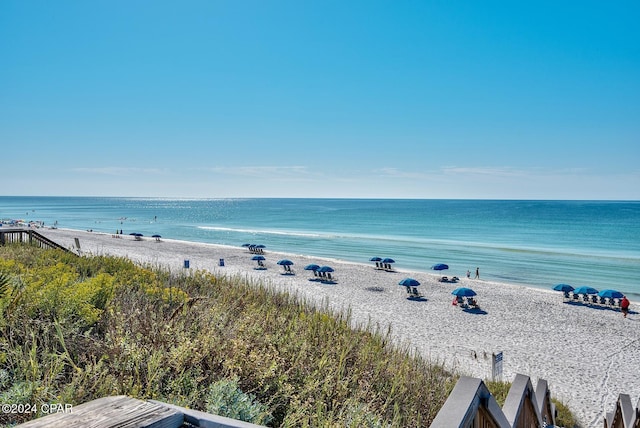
(0, 245, 458, 427)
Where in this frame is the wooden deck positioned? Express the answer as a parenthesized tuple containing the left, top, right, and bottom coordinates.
(16, 396, 183, 428)
(15, 395, 266, 428)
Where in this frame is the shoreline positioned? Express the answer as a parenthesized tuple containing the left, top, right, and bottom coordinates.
(30, 227, 640, 427)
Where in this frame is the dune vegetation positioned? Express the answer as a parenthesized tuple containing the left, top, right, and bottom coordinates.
(0, 245, 458, 427)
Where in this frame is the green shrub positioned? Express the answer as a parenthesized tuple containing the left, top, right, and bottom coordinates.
(553, 398, 579, 427)
(485, 380, 511, 406)
(0, 245, 461, 427)
(205, 377, 273, 425)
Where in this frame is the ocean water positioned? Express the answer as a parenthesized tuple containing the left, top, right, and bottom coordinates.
(2, 197, 639, 299)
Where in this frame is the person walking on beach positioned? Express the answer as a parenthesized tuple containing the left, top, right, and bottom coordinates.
(621, 295, 630, 318)
(475, 267, 480, 279)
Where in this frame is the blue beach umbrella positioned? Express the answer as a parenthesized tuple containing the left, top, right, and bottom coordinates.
(552, 284, 574, 292)
(369, 257, 382, 262)
(452, 287, 477, 297)
(431, 263, 449, 271)
(574, 286, 598, 295)
(399, 278, 421, 287)
(318, 266, 334, 273)
(382, 258, 395, 264)
(251, 255, 265, 261)
(277, 259, 294, 273)
(597, 289, 624, 299)
(304, 264, 320, 271)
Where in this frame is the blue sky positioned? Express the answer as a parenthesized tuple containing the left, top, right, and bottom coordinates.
(1, 1, 638, 199)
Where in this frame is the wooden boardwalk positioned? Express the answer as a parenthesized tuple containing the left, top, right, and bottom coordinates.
(0, 228, 73, 254)
(16, 395, 266, 428)
(17, 396, 183, 428)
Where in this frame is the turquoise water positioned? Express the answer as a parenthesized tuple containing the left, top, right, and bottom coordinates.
(2, 197, 639, 298)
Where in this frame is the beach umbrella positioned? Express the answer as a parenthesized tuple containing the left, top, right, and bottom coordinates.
(431, 263, 449, 271)
(382, 258, 395, 264)
(369, 257, 382, 262)
(251, 255, 265, 261)
(597, 289, 624, 299)
(399, 278, 420, 287)
(277, 259, 294, 273)
(452, 287, 477, 297)
(304, 264, 320, 271)
(552, 284, 574, 292)
(318, 266, 334, 273)
(241, 243, 252, 247)
(255, 244, 266, 249)
(152, 234, 162, 241)
(574, 286, 598, 295)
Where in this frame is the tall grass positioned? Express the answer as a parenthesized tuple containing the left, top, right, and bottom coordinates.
(0, 245, 457, 427)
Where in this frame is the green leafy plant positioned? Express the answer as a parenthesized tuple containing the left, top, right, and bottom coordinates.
(205, 377, 273, 425)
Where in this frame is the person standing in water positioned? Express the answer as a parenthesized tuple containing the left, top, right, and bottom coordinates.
(475, 267, 480, 279)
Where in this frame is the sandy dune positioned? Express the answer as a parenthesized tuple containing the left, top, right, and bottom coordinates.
(38, 228, 640, 427)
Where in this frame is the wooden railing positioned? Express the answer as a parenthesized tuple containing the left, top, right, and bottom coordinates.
(604, 394, 640, 428)
(0, 228, 73, 254)
(431, 374, 556, 428)
(431, 374, 639, 427)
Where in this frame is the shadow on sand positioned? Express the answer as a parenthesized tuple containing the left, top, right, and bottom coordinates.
(563, 300, 637, 314)
(462, 307, 488, 315)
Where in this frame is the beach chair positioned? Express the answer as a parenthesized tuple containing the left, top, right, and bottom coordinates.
(283, 265, 295, 275)
(467, 297, 478, 309)
(439, 276, 448, 283)
(411, 287, 422, 298)
(590, 295, 598, 305)
(572, 293, 579, 301)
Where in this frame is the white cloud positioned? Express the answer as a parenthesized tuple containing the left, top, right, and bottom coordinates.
(441, 166, 527, 177)
(204, 166, 312, 177)
(375, 167, 436, 179)
(72, 167, 167, 176)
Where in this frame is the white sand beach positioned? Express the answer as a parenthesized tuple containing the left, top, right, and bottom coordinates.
(38, 228, 640, 427)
